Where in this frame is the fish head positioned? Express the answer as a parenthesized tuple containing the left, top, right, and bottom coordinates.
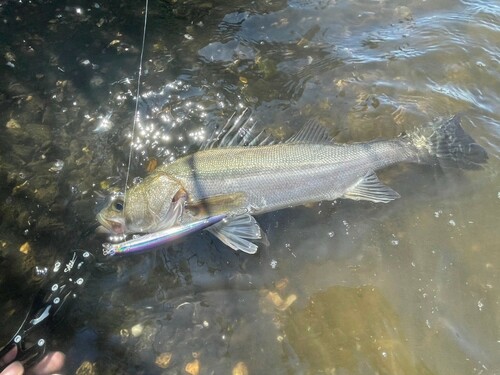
(97, 172, 186, 235)
(96, 192, 128, 234)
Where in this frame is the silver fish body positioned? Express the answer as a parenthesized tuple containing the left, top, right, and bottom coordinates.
(164, 140, 415, 214)
(97, 115, 487, 253)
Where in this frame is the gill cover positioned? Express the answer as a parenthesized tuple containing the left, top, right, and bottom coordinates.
(124, 172, 186, 233)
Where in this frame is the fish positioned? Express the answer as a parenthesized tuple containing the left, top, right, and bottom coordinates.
(97, 112, 488, 254)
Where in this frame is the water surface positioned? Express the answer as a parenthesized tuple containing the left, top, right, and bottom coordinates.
(0, 0, 499, 374)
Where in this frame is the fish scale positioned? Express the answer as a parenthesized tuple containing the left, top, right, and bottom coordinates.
(167, 141, 416, 213)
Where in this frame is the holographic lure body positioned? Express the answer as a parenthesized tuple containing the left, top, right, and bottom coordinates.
(102, 214, 226, 256)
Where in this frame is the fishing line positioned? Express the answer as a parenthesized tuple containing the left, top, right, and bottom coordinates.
(124, 0, 149, 200)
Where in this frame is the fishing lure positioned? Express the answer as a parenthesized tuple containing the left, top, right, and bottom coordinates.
(102, 214, 226, 256)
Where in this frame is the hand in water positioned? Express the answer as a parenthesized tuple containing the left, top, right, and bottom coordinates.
(0, 347, 64, 375)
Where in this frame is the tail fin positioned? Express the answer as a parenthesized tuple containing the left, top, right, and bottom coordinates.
(422, 115, 488, 169)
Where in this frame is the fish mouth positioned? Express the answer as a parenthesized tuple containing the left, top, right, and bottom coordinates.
(96, 214, 126, 235)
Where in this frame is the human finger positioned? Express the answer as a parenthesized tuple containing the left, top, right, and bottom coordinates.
(26, 352, 65, 375)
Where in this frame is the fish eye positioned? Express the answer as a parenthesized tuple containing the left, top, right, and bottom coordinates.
(113, 200, 124, 212)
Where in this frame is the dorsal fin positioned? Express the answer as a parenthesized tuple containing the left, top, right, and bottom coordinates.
(200, 108, 277, 150)
(285, 119, 334, 144)
(200, 111, 333, 150)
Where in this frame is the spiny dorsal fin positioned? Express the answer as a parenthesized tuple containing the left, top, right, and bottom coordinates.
(201, 111, 334, 150)
(200, 108, 276, 150)
(343, 171, 400, 203)
(285, 119, 334, 144)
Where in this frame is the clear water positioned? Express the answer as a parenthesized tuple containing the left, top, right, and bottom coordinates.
(0, 0, 499, 374)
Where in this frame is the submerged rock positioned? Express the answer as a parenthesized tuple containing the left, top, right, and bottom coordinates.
(198, 40, 256, 63)
(4, 123, 52, 163)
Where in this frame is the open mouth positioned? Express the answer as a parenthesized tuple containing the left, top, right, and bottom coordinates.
(110, 221, 124, 234)
(96, 214, 125, 235)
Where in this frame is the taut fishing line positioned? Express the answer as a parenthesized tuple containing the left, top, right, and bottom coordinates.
(124, 0, 149, 200)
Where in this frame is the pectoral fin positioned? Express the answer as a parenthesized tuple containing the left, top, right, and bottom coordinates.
(154, 193, 186, 231)
(343, 171, 400, 203)
(208, 214, 267, 254)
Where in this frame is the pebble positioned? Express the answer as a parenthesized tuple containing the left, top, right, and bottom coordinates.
(185, 358, 200, 375)
(19, 242, 31, 254)
(75, 361, 96, 375)
(394, 6, 413, 21)
(49, 159, 64, 173)
(6, 119, 21, 129)
(277, 294, 297, 311)
(154, 352, 172, 369)
(120, 329, 129, 338)
(265, 290, 297, 311)
(266, 291, 284, 307)
(4, 51, 16, 63)
(232, 361, 249, 375)
(131, 323, 143, 337)
(275, 278, 289, 291)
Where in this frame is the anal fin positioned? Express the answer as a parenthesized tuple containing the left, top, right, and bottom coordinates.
(208, 214, 267, 254)
(343, 171, 400, 203)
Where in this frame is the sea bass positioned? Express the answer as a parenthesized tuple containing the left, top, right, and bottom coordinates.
(97, 114, 487, 254)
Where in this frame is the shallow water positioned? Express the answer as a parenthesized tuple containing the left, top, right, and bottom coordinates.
(0, 0, 499, 374)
